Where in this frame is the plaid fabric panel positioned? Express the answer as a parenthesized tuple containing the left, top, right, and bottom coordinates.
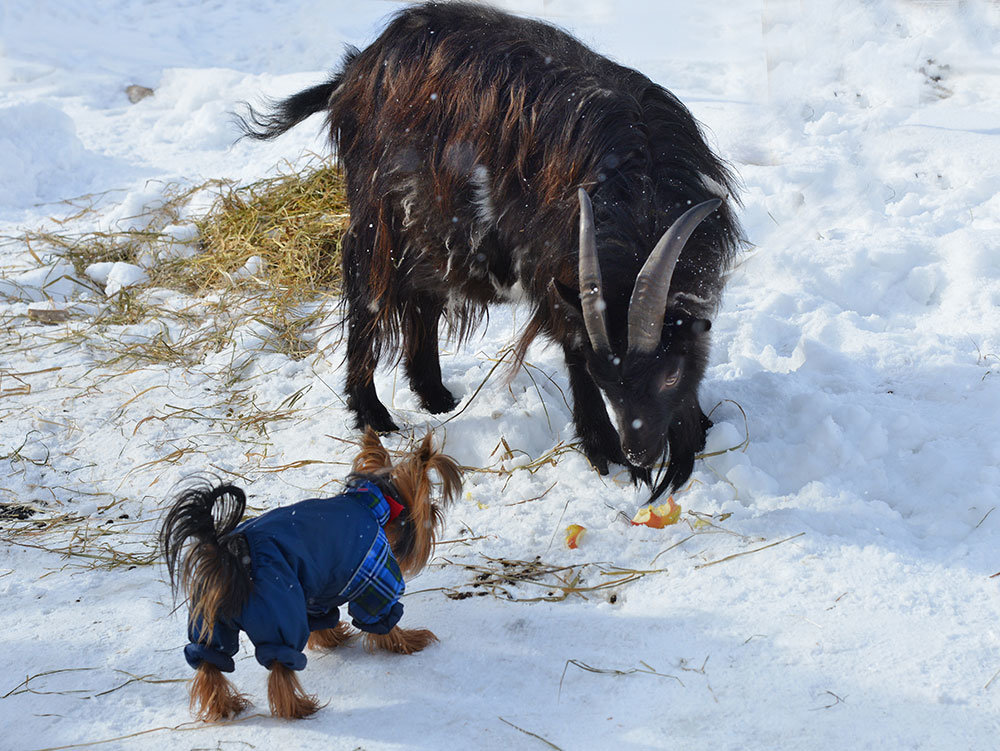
(339, 527, 405, 624)
(344, 482, 391, 526)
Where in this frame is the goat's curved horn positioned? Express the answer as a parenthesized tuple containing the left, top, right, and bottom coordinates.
(577, 188, 611, 353)
(627, 198, 721, 354)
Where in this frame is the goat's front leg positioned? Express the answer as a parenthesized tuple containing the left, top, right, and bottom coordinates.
(562, 345, 652, 486)
(563, 346, 625, 474)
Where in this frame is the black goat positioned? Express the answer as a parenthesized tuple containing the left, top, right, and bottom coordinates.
(240, 2, 744, 501)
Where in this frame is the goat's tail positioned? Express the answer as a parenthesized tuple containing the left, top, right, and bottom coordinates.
(234, 77, 338, 141)
(160, 478, 252, 640)
(236, 45, 362, 141)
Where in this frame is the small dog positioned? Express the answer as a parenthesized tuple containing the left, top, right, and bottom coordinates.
(160, 428, 461, 720)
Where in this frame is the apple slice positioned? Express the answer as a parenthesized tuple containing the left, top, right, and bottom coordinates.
(631, 497, 681, 528)
(565, 524, 586, 549)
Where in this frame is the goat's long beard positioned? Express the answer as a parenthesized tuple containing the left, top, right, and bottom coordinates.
(648, 454, 673, 504)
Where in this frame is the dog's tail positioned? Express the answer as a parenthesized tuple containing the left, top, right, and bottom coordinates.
(160, 479, 252, 640)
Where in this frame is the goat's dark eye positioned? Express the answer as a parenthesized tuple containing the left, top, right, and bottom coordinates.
(660, 369, 680, 390)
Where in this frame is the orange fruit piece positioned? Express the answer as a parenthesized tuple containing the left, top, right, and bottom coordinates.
(565, 523, 586, 548)
(631, 496, 681, 528)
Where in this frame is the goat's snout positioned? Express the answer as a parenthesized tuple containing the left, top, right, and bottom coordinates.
(622, 418, 663, 468)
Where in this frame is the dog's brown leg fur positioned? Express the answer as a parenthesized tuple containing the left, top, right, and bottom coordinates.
(267, 662, 320, 719)
(363, 626, 438, 655)
(189, 663, 251, 721)
(307, 622, 357, 650)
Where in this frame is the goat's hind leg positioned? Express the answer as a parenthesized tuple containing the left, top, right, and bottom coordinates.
(343, 220, 398, 432)
(403, 294, 457, 414)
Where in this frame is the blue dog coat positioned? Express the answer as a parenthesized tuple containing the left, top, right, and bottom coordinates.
(184, 481, 406, 673)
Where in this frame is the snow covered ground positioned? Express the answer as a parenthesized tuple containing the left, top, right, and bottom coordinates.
(2, 1, 999, 748)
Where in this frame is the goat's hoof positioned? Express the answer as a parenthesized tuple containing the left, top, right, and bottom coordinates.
(584, 452, 610, 475)
(347, 392, 398, 432)
(355, 414, 399, 433)
(350, 404, 399, 433)
(418, 386, 458, 414)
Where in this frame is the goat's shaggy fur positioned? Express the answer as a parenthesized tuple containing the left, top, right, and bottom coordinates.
(240, 2, 744, 502)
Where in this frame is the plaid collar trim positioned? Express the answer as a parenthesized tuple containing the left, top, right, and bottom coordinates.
(348, 480, 402, 527)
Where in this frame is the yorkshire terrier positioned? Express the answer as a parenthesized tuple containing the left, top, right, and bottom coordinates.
(160, 428, 462, 721)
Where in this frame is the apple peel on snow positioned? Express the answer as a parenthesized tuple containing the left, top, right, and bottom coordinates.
(631, 497, 681, 528)
(565, 524, 586, 549)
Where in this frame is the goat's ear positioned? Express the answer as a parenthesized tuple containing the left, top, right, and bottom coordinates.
(552, 280, 583, 317)
(678, 318, 711, 337)
(669, 317, 711, 339)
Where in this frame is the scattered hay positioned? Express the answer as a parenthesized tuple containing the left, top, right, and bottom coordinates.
(0, 503, 36, 521)
(7, 157, 348, 314)
(193, 158, 349, 296)
(558, 659, 682, 698)
(433, 554, 668, 603)
(972, 339, 999, 381)
(693, 531, 805, 570)
(0, 524, 159, 570)
(1, 160, 351, 426)
(2, 666, 184, 701)
(0, 493, 162, 569)
(14, 181, 207, 285)
(498, 717, 564, 750)
(21, 714, 269, 751)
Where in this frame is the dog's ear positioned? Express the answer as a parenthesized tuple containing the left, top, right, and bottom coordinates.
(353, 427, 393, 474)
(387, 433, 463, 576)
(417, 432, 434, 462)
(362, 426, 387, 458)
(427, 450, 462, 508)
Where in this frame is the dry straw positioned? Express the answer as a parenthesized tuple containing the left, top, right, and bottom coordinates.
(424, 554, 669, 603)
(7, 155, 348, 308)
(193, 157, 349, 295)
(3, 157, 762, 588)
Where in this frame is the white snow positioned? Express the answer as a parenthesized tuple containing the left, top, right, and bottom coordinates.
(2, 1, 999, 749)
(85, 261, 148, 296)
